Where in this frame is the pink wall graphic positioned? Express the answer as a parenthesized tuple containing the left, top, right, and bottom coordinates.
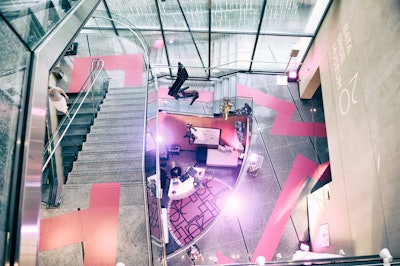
(40, 183, 120, 266)
(69, 54, 144, 92)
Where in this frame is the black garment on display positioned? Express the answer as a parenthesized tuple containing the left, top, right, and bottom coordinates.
(168, 62, 189, 96)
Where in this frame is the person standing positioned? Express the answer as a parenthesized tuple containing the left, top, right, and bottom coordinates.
(48, 86, 70, 118)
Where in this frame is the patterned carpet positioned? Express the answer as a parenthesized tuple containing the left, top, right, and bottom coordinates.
(167, 177, 232, 246)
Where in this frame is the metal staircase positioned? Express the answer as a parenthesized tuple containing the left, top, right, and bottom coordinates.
(67, 86, 146, 184)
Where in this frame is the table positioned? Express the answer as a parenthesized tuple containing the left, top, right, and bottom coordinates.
(168, 167, 205, 200)
(206, 148, 239, 167)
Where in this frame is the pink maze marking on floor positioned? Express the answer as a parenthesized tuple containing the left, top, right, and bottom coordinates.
(168, 178, 232, 246)
(215, 156, 330, 264)
(251, 156, 330, 262)
(215, 83, 329, 263)
(39, 183, 120, 266)
(236, 84, 327, 137)
(69, 54, 144, 92)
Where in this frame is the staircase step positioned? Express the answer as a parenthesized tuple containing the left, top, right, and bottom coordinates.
(92, 122, 143, 132)
(60, 135, 85, 146)
(70, 161, 142, 173)
(77, 150, 139, 161)
(66, 115, 94, 125)
(81, 141, 142, 152)
(105, 91, 146, 99)
(92, 118, 144, 128)
(96, 110, 145, 119)
(99, 103, 145, 113)
(102, 97, 145, 106)
(61, 145, 80, 156)
(61, 125, 90, 136)
(85, 131, 143, 142)
(67, 171, 144, 184)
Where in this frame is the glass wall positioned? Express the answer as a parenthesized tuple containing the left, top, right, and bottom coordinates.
(0, 15, 32, 265)
(0, 1, 100, 264)
(97, 0, 332, 74)
(0, 0, 81, 49)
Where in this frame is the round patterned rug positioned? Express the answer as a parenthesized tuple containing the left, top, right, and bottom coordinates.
(167, 177, 232, 246)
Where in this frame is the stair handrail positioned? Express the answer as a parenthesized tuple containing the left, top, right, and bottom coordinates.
(153, 58, 294, 79)
(42, 59, 106, 172)
(90, 13, 151, 72)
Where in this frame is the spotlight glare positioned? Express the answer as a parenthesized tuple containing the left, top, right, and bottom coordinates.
(225, 195, 240, 214)
(287, 70, 298, 81)
(299, 241, 311, 252)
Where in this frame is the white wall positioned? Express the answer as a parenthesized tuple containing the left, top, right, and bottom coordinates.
(299, 0, 400, 257)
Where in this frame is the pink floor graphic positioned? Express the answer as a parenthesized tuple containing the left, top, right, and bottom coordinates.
(168, 178, 232, 246)
(216, 156, 330, 264)
(237, 84, 327, 137)
(214, 84, 329, 263)
(39, 183, 120, 266)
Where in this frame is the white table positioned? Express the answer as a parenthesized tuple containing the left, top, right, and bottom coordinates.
(206, 148, 239, 167)
(168, 167, 205, 200)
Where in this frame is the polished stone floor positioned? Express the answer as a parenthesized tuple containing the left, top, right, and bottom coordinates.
(51, 48, 328, 265)
(165, 74, 328, 265)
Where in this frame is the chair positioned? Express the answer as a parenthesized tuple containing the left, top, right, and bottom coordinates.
(170, 166, 182, 179)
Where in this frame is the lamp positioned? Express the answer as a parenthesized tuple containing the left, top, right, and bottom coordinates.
(287, 70, 298, 82)
(380, 248, 393, 266)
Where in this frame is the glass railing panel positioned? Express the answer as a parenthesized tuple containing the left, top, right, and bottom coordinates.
(145, 76, 166, 265)
(0, 0, 81, 49)
(42, 59, 108, 206)
(86, 12, 151, 70)
(158, 96, 253, 119)
(159, 97, 214, 117)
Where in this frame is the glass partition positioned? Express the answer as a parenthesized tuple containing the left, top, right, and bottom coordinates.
(42, 59, 109, 206)
(0, 0, 81, 49)
(144, 77, 166, 265)
(159, 96, 253, 118)
(0, 15, 32, 265)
